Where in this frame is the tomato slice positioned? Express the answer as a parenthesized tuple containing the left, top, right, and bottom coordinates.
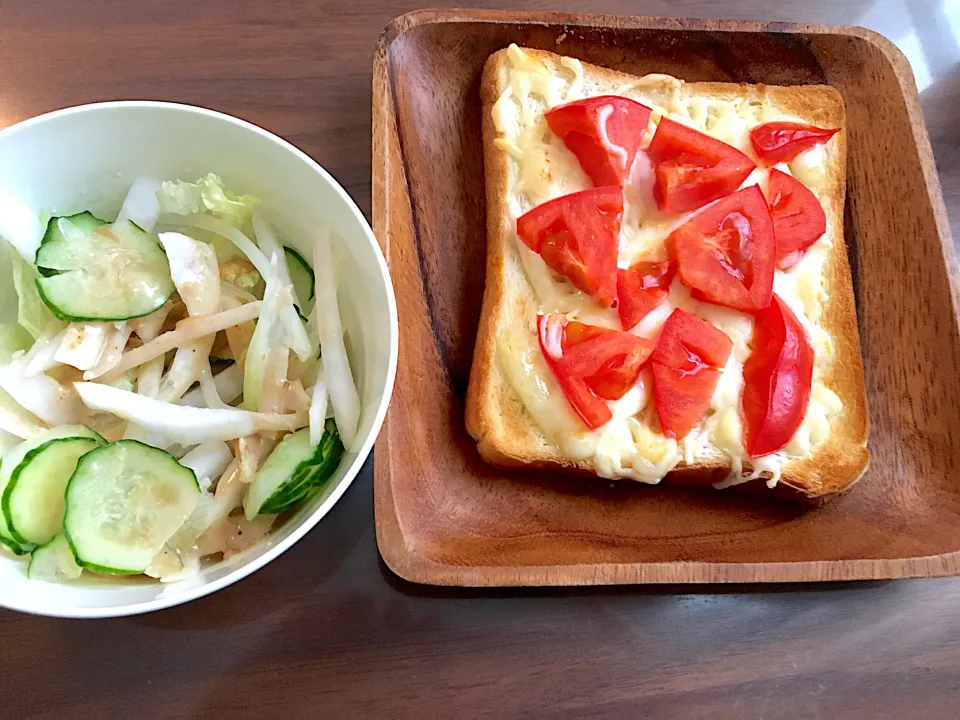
(666, 185, 775, 312)
(545, 96, 653, 186)
(517, 187, 623, 307)
(560, 320, 655, 400)
(650, 309, 733, 439)
(650, 309, 734, 369)
(749, 122, 839, 165)
(767, 169, 827, 269)
(616, 259, 676, 330)
(647, 117, 757, 214)
(741, 295, 814, 457)
(538, 314, 612, 430)
(537, 314, 655, 429)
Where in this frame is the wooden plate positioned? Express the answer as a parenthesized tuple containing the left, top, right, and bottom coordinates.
(372, 10, 960, 585)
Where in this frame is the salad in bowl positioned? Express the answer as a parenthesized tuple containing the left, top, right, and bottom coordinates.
(0, 172, 361, 584)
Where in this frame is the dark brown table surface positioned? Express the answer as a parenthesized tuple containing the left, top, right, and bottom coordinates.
(2, 1, 959, 718)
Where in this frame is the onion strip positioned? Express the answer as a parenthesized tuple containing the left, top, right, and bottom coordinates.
(92, 301, 262, 380)
(74, 382, 304, 443)
(180, 363, 243, 409)
(23, 329, 67, 377)
(313, 229, 360, 449)
(167, 213, 270, 277)
(308, 364, 328, 447)
(83, 324, 132, 380)
(252, 210, 298, 306)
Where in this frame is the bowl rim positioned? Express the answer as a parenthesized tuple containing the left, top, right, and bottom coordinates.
(0, 100, 399, 618)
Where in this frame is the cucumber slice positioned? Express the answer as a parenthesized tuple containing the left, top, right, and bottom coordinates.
(284, 246, 314, 304)
(0, 534, 30, 556)
(244, 420, 343, 520)
(0, 425, 103, 553)
(64, 440, 200, 574)
(4, 435, 104, 545)
(37, 212, 107, 276)
(27, 533, 82, 582)
(36, 218, 175, 322)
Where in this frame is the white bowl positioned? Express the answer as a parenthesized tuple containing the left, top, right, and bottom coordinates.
(0, 102, 398, 617)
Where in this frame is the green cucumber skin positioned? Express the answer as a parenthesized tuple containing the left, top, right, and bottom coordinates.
(259, 421, 344, 515)
(63, 439, 200, 575)
(35, 278, 175, 324)
(37, 211, 107, 261)
(284, 246, 315, 301)
(3, 436, 101, 546)
(0, 534, 31, 556)
(262, 448, 335, 511)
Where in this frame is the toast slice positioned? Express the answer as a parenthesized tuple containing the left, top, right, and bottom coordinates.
(465, 46, 870, 503)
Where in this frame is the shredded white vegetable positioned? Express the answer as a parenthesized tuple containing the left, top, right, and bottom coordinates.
(158, 232, 221, 316)
(83, 323, 132, 380)
(236, 434, 265, 481)
(55, 323, 110, 371)
(23, 330, 67, 377)
(308, 362, 328, 446)
(169, 213, 271, 277)
(282, 380, 312, 415)
(129, 303, 173, 343)
(157, 336, 215, 403)
(243, 260, 283, 411)
(280, 297, 312, 362)
(198, 365, 229, 409)
(221, 281, 258, 305)
(136, 356, 164, 398)
(74, 382, 305, 444)
(179, 441, 233, 492)
(258, 346, 289, 416)
(180, 363, 243, 408)
(177, 215, 311, 362)
(252, 210, 298, 306)
(115, 176, 162, 232)
(0, 360, 82, 425)
(313, 229, 360, 450)
(94, 301, 262, 380)
(0, 388, 46, 438)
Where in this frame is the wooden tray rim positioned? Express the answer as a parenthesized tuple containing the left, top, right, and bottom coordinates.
(372, 9, 960, 586)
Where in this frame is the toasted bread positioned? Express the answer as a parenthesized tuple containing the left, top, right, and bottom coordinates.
(465, 46, 870, 502)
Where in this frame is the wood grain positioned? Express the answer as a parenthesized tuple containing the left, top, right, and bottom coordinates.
(374, 11, 960, 585)
(4, 1, 960, 718)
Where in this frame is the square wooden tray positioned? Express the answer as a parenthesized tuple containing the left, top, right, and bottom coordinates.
(372, 10, 960, 585)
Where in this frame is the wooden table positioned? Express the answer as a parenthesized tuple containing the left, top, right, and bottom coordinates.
(2, 1, 959, 717)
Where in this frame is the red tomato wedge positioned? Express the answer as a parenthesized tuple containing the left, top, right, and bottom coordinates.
(517, 187, 623, 307)
(545, 96, 653, 187)
(749, 122, 839, 165)
(666, 185, 775, 312)
(767, 168, 827, 269)
(647, 117, 757, 214)
(741, 295, 814, 457)
(537, 314, 655, 429)
(616, 259, 676, 330)
(561, 320, 656, 400)
(650, 309, 733, 439)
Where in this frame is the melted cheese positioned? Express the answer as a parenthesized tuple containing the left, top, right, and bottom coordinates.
(790, 144, 828, 189)
(491, 45, 844, 487)
(496, 324, 595, 459)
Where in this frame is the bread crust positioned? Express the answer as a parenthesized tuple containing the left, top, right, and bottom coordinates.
(465, 47, 870, 503)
